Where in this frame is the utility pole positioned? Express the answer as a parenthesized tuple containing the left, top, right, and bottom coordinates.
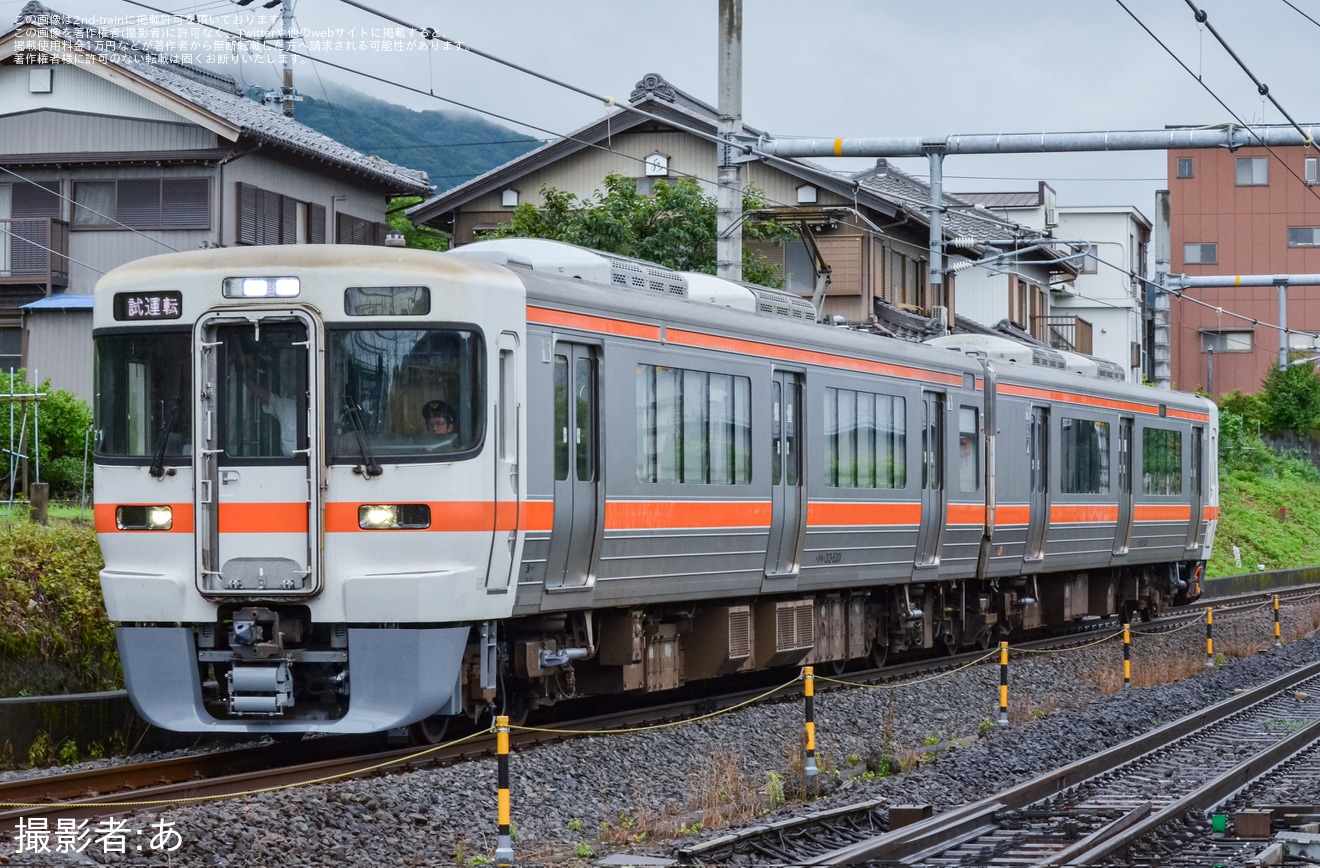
(716, 0, 742, 281)
(238, 0, 300, 117)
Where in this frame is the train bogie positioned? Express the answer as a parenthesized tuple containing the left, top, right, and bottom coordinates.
(92, 239, 1215, 737)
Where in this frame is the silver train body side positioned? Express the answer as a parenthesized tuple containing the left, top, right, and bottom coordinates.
(92, 240, 1217, 736)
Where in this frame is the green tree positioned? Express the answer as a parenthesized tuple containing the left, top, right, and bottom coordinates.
(387, 196, 449, 251)
(481, 174, 796, 287)
(0, 373, 92, 499)
(1258, 357, 1320, 434)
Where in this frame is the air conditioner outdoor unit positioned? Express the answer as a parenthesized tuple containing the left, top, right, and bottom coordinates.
(931, 305, 949, 332)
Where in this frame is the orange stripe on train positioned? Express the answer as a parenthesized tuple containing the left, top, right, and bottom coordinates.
(1133, 504, 1193, 522)
(527, 306, 662, 341)
(219, 502, 309, 534)
(807, 501, 922, 527)
(1049, 504, 1120, 524)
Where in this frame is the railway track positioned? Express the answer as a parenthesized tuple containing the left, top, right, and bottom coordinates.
(1, 583, 1315, 838)
(678, 658, 1320, 867)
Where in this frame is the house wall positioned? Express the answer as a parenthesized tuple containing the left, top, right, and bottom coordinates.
(1054, 207, 1150, 381)
(1167, 144, 1320, 396)
(23, 307, 91, 402)
(0, 62, 189, 129)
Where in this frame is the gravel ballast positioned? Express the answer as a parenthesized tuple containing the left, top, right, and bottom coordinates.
(2, 604, 1316, 866)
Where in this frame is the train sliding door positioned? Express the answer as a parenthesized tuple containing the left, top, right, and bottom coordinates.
(915, 391, 946, 568)
(764, 371, 803, 580)
(1024, 405, 1049, 562)
(544, 343, 600, 590)
(195, 312, 318, 596)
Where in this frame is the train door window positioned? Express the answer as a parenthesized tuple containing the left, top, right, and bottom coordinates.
(554, 354, 569, 481)
(222, 324, 307, 460)
(1029, 407, 1048, 494)
(958, 406, 978, 493)
(574, 354, 596, 482)
(784, 379, 799, 486)
(1191, 427, 1203, 496)
(1118, 420, 1132, 494)
(921, 393, 943, 490)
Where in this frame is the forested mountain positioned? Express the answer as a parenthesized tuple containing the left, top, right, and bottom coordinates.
(291, 88, 541, 192)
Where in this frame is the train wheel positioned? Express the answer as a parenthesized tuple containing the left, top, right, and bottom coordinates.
(827, 658, 848, 677)
(407, 714, 450, 746)
(978, 630, 994, 652)
(869, 641, 889, 669)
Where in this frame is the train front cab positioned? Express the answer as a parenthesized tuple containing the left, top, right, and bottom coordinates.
(94, 249, 527, 734)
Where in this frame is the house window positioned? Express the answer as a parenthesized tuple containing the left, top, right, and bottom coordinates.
(1176, 157, 1194, 179)
(0, 329, 21, 374)
(1236, 156, 1268, 186)
(1200, 330, 1252, 353)
(236, 182, 325, 245)
(1288, 227, 1320, 247)
(1307, 157, 1320, 186)
(336, 213, 389, 245)
(1183, 243, 1217, 265)
(1075, 244, 1098, 273)
(73, 179, 209, 230)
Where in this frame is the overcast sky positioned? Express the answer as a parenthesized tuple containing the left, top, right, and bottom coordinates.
(8, 0, 1317, 215)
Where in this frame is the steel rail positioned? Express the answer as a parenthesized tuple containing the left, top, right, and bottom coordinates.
(799, 658, 1320, 866)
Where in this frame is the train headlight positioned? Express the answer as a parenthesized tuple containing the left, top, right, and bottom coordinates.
(116, 505, 173, 530)
(358, 504, 430, 530)
(222, 277, 300, 298)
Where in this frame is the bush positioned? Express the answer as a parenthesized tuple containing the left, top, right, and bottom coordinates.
(43, 456, 92, 501)
(0, 521, 117, 695)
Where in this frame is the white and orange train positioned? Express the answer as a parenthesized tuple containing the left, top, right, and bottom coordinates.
(92, 239, 1216, 741)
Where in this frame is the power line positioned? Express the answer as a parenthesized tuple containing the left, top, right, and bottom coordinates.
(1114, 0, 1320, 204)
(1180, 0, 1316, 151)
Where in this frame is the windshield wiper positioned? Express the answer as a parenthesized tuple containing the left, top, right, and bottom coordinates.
(149, 398, 180, 479)
(343, 395, 382, 478)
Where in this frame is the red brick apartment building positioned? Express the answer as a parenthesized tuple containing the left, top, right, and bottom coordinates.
(1168, 144, 1320, 398)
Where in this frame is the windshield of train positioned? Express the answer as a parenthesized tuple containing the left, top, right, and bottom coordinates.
(94, 332, 192, 462)
(328, 327, 484, 462)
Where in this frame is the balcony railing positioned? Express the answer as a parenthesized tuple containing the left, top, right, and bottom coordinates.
(0, 218, 70, 295)
(1034, 314, 1093, 355)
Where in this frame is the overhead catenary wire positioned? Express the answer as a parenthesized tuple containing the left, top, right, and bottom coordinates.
(1113, 0, 1320, 204)
(1180, 0, 1317, 150)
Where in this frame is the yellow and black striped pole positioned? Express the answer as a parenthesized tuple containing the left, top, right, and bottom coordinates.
(803, 666, 818, 780)
(1123, 623, 1131, 690)
(998, 641, 1009, 727)
(1205, 607, 1214, 668)
(495, 715, 514, 865)
(1274, 594, 1282, 649)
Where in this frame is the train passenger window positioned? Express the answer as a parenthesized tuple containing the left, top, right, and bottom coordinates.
(1060, 417, 1111, 494)
(636, 363, 751, 484)
(958, 407, 978, 493)
(327, 327, 484, 462)
(824, 387, 906, 488)
(1142, 427, 1182, 495)
(94, 331, 192, 461)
